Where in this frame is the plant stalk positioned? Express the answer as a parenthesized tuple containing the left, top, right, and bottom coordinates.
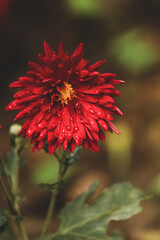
(0, 150, 28, 240)
(40, 152, 67, 240)
(12, 147, 28, 240)
(0, 177, 13, 211)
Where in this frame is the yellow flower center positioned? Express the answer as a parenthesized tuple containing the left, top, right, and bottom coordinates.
(58, 82, 75, 105)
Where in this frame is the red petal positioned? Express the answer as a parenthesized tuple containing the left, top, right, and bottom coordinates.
(75, 59, 89, 71)
(48, 139, 58, 154)
(98, 95, 115, 105)
(39, 129, 47, 141)
(9, 81, 23, 88)
(26, 125, 36, 137)
(82, 139, 90, 150)
(85, 127, 93, 140)
(98, 119, 108, 131)
(68, 139, 75, 152)
(14, 90, 31, 99)
(99, 73, 116, 79)
(73, 133, 82, 146)
(89, 60, 106, 71)
(72, 43, 84, 59)
(32, 142, 39, 152)
(37, 140, 45, 151)
(91, 105, 106, 118)
(90, 140, 99, 152)
(48, 116, 58, 130)
(107, 121, 120, 135)
(91, 132, 99, 141)
(44, 41, 53, 58)
(48, 130, 56, 144)
(98, 129, 105, 140)
(63, 139, 68, 150)
(18, 118, 32, 136)
(58, 42, 64, 58)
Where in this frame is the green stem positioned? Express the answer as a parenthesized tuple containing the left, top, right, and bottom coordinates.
(12, 147, 28, 240)
(15, 212, 28, 240)
(0, 156, 14, 201)
(12, 148, 19, 197)
(0, 177, 13, 212)
(0, 153, 28, 240)
(40, 152, 67, 240)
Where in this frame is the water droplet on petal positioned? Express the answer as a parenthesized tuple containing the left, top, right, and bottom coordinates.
(74, 126, 79, 131)
(97, 111, 102, 116)
(89, 108, 94, 114)
(75, 102, 79, 108)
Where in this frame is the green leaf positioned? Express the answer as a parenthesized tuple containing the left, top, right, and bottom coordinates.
(51, 182, 146, 240)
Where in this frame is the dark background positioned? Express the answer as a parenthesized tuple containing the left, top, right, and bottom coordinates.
(0, 0, 160, 239)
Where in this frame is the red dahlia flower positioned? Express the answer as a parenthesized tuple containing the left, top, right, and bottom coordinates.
(6, 42, 123, 154)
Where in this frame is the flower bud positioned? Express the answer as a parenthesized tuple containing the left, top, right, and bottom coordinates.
(9, 124, 22, 137)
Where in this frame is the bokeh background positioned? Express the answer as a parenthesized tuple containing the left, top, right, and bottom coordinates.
(0, 0, 160, 239)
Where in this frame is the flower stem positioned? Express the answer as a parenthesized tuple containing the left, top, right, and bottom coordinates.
(15, 212, 28, 240)
(0, 153, 28, 240)
(40, 152, 67, 240)
(0, 176, 13, 212)
(12, 148, 19, 196)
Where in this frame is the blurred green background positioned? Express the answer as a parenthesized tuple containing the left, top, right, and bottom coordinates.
(0, 0, 160, 239)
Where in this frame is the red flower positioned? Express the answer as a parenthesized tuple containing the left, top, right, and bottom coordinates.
(6, 42, 123, 154)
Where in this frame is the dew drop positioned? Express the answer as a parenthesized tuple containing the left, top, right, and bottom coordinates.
(80, 117, 84, 123)
(74, 126, 79, 131)
(89, 108, 94, 114)
(75, 102, 79, 108)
